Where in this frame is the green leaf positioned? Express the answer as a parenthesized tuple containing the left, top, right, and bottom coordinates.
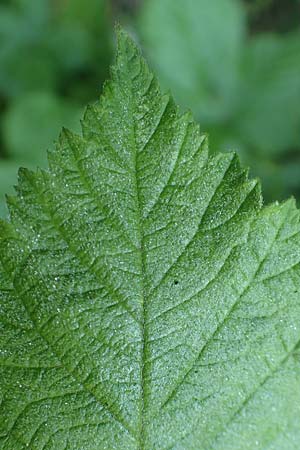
(1, 30, 300, 449)
(138, 0, 246, 123)
(237, 32, 300, 156)
(0, 2, 57, 97)
(0, 0, 111, 100)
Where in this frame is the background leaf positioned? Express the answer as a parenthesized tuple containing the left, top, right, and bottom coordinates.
(2, 91, 82, 166)
(138, 0, 246, 123)
(237, 33, 300, 157)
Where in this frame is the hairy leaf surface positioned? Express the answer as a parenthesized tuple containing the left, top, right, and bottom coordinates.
(1, 30, 300, 450)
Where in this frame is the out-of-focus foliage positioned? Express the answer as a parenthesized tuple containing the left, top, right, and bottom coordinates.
(246, 0, 300, 33)
(138, 0, 246, 124)
(3, 92, 82, 166)
(0, 0, 300, 216)
(0, 0, 112, 98)
(0, 0, 113, 216)
(137, 0, 300, 202)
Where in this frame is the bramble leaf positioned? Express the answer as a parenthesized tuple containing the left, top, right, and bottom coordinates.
(1, 30, 300, 450)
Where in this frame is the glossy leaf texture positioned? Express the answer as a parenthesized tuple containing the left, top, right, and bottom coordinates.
(1, 30, 300, 450)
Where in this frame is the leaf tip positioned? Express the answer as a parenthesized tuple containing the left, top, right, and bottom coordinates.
(115, 26, 140, 62)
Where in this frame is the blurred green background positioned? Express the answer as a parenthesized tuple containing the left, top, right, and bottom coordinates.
(0, 0, 300, 217)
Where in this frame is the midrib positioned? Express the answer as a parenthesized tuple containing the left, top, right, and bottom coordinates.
(128, 84, 148, 450)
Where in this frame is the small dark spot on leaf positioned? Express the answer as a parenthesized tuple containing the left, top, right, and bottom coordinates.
(174, 280, 179, 285)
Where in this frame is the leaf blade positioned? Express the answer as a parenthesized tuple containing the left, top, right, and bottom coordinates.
(1, 29, 300, 450)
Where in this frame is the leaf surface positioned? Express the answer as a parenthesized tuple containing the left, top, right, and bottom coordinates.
(1, 30, 300, 450)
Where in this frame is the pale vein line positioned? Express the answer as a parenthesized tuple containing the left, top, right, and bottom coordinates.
(160, 206, 289, 410)
(149, 182, 258, 324)
(149, 153, 236, 296)
(2, 256, 136, 441)
(150, 245, 237, 325)
(28, 173, 139, 324)
(143, 117, 191, 220)
(1, 392, 82, 447)
(139, 95, 171, 156)
(82, 104, 132, 172)
(170, 335, 300, 450)
(64, 130, 138, 252)
(126, 68, 148, 450)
